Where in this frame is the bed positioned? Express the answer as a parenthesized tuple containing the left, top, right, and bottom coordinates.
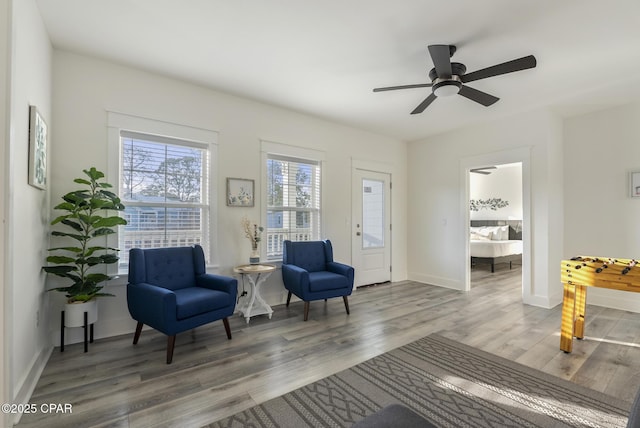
(470, 220, 522, 272)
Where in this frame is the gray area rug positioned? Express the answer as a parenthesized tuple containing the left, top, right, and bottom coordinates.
(206, 334, 630, 427)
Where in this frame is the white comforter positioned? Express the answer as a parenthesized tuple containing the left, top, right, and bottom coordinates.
(470, 240, 523, 258)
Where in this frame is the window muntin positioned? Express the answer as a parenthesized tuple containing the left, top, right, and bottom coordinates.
(266, 155, 320, 259)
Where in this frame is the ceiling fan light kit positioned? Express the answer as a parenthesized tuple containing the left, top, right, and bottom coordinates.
(432, 77, 462, 97)
(373, 44, 537, 114)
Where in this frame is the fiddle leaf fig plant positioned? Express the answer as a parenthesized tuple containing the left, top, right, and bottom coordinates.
(44, 167, 127, 303)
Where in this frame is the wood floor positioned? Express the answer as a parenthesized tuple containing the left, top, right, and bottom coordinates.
(16, 266, 640, 428)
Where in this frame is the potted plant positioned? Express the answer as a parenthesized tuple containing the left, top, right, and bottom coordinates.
(43, 167, 127, 327)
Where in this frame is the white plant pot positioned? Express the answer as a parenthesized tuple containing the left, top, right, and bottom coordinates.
(64, 300, 98, 328)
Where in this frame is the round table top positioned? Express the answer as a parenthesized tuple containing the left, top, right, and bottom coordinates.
(233, 264, 276, 274)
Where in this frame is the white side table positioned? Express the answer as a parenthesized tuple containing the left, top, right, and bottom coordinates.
(233, 264, 276, 323)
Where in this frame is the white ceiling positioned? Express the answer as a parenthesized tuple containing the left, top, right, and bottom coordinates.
(35, 0, 640, 142)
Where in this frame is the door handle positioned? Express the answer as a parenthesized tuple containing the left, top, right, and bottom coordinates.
(356, 232, 361, 236)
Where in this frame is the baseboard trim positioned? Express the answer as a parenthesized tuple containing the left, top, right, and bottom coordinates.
(407, 272, 463, 290)
(587, 288, 640, 314)
(11, 345, 53, 426)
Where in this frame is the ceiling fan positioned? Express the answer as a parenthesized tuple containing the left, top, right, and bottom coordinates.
(373, 45, 536, 114)
(470, 166, 497, 175)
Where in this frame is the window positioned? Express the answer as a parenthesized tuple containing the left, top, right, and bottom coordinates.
(266, 154, 321, 259)
(118, 131, 211, 267)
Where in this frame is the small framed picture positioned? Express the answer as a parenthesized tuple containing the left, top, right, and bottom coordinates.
(632, 172, 640, 198)
(227, 178, 255, 207)
(28, 105, 47, 190)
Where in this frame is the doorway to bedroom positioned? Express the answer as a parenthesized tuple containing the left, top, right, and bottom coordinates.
(469, 162, 523, 289)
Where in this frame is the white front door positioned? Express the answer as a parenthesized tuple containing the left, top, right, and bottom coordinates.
(352, 169, 391, 287)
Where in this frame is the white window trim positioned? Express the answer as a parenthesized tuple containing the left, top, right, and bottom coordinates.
(107, 111, 219, 270)
(260, 140, 326, 262)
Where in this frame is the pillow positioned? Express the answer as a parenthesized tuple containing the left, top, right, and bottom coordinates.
(470, 225, 510, 240)
(500, 225, 510, 240)
(470, 230, 493, 241)
(484, 226, 499, 237)
(492, 225, 509, 240)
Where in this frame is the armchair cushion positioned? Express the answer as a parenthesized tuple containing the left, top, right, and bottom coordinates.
(174, 288, 232, 320)
(308, 271, 351, 292)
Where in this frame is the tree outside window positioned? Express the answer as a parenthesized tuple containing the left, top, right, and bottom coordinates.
(119, 134, 209, 267)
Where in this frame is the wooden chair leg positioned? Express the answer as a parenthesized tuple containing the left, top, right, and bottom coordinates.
(343, 296, 350, 315)
(133, 321, 143, 344)
(303, 301, 310, 321)
(223, 317, 232, 339)
(286, 291, 292, 307)
(167, 335, 176, 364)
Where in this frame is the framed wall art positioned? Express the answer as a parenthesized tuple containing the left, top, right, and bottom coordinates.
(226, 177, 255, 207)
(28, 105, 47, 190)
(631, 172, 640, 198)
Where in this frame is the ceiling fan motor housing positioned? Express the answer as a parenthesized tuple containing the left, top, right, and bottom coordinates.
(430, 62, 466, 97)
(429, 62, 467, 81)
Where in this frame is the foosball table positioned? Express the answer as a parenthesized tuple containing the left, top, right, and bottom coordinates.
(560, 256, 639, 353)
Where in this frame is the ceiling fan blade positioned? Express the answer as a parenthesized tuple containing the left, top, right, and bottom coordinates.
(458, 85, 499, 106)
(428, 45, 453, 78)
(470, 166, 497, 174)
(373, 83, 432, 92)
(461, 55, 536, 83)
(410, 93, 437, 115)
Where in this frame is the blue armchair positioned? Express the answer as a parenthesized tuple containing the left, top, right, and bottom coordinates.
(127, 245, 237, 364)
(282, 240, 354, 321)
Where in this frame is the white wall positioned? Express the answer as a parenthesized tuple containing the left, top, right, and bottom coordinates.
(470, 163, 522, 221)
(50, 51, 408, 344)
(564, 102, 640, 312)
(6, 0, 52, 423)
(407, 109, 563, 308)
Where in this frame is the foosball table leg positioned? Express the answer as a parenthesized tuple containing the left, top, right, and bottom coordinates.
(574, 284, 587, 340)
(560, 283, 577, 353)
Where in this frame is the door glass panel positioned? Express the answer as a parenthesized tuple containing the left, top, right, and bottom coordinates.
(362, 179, 384, 249)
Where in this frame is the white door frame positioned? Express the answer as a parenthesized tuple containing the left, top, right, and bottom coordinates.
(351, 159, 392, 287)
(460, 147, 532, 303)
